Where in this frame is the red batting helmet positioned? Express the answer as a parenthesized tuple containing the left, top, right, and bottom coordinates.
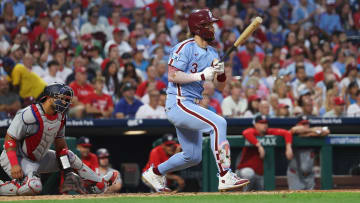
(188, 9, 219, 42)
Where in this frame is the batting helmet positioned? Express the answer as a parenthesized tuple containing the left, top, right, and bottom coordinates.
(39, 83, 73, 113)
(188, 9, 219, 42)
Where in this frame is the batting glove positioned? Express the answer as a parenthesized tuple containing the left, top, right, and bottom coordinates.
(202, 66, 217, 81)
(213, 60, 225, 74)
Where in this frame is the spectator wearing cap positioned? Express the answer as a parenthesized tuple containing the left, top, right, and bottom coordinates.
(53, 48, 73, 83)
(77, 137, 99, 173)
(203, 81, 222, 115)
(96, 148, 122, 193)
(9, 44, 25, 63)
(135, 65, 166, 98)
(236, 114, 293, 191)
(135, 89, 166, 119)
(85, 76, 114, 119)
(323, 97, 346, 117)
(0, 76, 21, 119)
(244, 94, 261, 118)
(291, 0, 316, 30)
(30, 12, 58, 47)
(288, 115, 330, 190)
(57, 34, 71, 51)
(143, 134, 184, 192)
(314, 56, 341, 84)
(317, 0, 343, 35)
(276, 103, 290, 117)
(2, 57, 46, 103)
(221, 81, 247, 118)
(114, 82, 143, 119)
(0, 24, 10, 56)
(285, 47, 315, 79)
(43, 60, 62, 84)
(80, 8, 106, 36)
(104, 27, 132, 57)
(87, 45, 103, 66)
(69, 66, 94, 118)
(347, 90, 360, 117)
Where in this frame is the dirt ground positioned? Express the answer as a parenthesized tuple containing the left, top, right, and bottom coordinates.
(1, 190, 360, 202)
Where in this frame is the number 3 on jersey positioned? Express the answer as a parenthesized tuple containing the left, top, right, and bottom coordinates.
(190, 63, 198, 73)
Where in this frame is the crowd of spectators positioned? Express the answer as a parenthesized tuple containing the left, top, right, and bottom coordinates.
(0, 0, 359, 119)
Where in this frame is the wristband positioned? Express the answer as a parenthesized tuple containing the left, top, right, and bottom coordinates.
(56, 148, 69, 158)
(6, 150, 19, 167)
(217, 73, 226, 82)
(4, 140, 18, 167)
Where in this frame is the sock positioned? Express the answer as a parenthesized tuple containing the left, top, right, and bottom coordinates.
(153, 167, 162, 176)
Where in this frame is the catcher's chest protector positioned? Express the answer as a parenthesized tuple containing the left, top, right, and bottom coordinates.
(22, 104, 65, 161)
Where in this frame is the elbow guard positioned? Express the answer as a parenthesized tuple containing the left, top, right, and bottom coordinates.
(4, 140, 19, 167)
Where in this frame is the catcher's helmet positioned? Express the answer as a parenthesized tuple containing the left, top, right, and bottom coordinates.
(188, 9, 219, 42)
(39, 83, 73, 113)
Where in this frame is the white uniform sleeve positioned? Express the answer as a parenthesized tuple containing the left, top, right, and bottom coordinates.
(7, 110, 35, 140)
(221, 98, 233, 117)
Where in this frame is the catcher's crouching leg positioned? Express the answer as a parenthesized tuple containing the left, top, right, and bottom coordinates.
(0, 172, 42, 196)
(66, 150, 117, 194)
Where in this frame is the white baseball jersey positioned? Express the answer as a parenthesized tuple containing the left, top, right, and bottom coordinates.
(7, 103, 66, 162)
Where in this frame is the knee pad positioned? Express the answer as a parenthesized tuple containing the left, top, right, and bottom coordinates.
(17, 175, 42, 195)
(239, 167, 255, 180)
(0, 180, 18, 195)
(218, 141, 231, 169)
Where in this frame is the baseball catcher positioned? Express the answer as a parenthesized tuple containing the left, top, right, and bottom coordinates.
(0, 83, 118, 195)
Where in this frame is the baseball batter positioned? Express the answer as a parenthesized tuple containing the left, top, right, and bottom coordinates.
(142, 9, 249, 192)
(287, 116, 330, 190)
(0, 83, 118, 195)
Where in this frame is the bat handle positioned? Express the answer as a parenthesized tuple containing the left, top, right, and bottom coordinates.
(220, 46, 237, 62)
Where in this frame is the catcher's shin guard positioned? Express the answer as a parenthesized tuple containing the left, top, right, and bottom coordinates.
(67, 150, 102, 183)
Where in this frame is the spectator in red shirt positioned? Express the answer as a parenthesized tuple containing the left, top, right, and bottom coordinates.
(147, 0, 175, 19)
(143, 134, 184, 192)
(136, 65, 166, 98)
(85, 76, 114, 118)
(76, 136, 99, 173)
(236, 115, 293, 191)
(30, 12, 58, 47)
(69, 66, 94, 118)
(236, 37, 265, 70)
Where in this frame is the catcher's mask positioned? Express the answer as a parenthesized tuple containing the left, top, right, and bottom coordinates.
(40, 83, 73, 113)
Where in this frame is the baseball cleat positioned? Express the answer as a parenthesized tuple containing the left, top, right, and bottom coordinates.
(142, 166, 171, 192)
(218, 170, 250, 192)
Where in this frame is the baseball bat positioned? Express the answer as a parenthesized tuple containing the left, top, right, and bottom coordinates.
(220, 16, 263, 62)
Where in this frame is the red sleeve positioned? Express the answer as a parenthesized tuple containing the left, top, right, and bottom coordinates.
(69, 82, 78, 96)
(136, 81, 147, 97)
(148, 147, 164, 167)
(156, 81, 166, 90)
(242, 128, 259, 145)
(267, 128, 293, 144)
